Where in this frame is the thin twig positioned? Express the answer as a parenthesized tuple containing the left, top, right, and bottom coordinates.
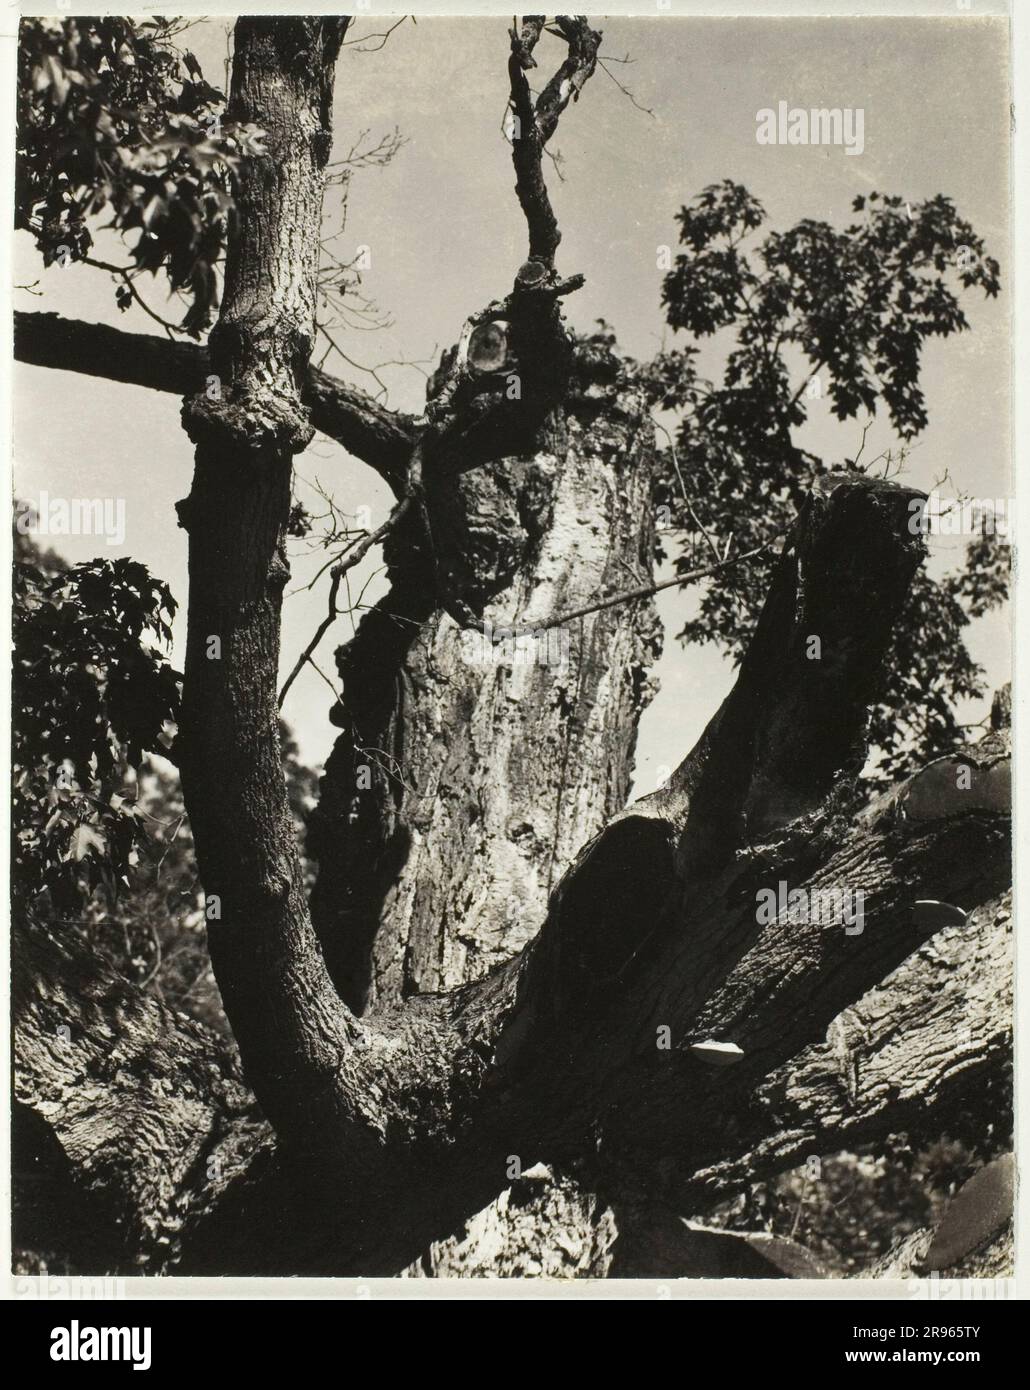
(341, 16, 410, 52)
(83, 257, 185, 336)
(470, 544, 774, 640)
(598, 57, 655, 118)
(278, 435, 425, 707)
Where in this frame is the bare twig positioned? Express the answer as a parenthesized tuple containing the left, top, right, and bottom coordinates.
(82, 257, 186, 337)
(278, 435, 426, 706)
(598, 56, 655, 118)
(851, 417, 874, 468)
(341, 16, 411, 52)
(468, 543, 774, 640)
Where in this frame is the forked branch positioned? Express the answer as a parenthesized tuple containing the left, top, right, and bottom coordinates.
(508, 16, 602, 265)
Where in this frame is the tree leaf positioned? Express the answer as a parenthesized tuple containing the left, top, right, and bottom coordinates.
(66, 823, 107, 862)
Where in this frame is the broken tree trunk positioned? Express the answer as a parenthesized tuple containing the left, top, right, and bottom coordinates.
(186, 473, 1011, 1276)
(12, 470, 1012, 1276)
(308, 339, 661, 1012)
(304, 339, 662, 1271)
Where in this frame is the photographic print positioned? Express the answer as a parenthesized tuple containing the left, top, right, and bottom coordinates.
(6, 2, 1017, 1297)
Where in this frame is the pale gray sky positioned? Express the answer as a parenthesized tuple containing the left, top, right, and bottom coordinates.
(14, 13, 1011, 786)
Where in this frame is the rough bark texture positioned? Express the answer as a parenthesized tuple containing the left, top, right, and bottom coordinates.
(679, 887, 1012, 1212)
(308, 345, 661, 1011)
(11, 17, 1012, 1283)
(176, 16, 363, 1141)
(189, 474, 1008, 1278)
(12, 458, 1013, 1278)
(390, 885, 1013, 1279)
(303, 346, 663, 1270)
(401, 1163, 617, 1279)
(12, 917, 270, 1272)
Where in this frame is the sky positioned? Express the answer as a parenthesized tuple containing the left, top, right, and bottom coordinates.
(13, 12, 1012, 789)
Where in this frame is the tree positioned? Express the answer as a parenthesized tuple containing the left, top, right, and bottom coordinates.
(645, 180, 1005, 783)
(12, 15, 1011, 1278)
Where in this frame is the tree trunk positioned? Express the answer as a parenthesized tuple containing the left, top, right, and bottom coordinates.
(302, 340, 661, 1271)
(176, 16, 360, 1143)
(13, 458, 1012, 1279)
(309, 342, 661, 1013)
(11, 18, 1012, 1283)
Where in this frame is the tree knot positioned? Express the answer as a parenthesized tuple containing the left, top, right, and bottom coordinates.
(181, 390, 313, 458)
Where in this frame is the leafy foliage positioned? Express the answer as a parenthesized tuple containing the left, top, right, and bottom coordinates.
(12, 526, 180, 909)
(643, 181, 1008, 780)
(16, 17, 264, 335)
(715, 1124, 1011, 1276)
(12, 524, 320, 1036)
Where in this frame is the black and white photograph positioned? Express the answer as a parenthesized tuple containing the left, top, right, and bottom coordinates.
(3, 0, 1024, 1317)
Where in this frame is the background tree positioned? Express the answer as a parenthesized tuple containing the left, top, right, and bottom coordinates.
(12, 14, 1012, 1278)
(644, 179, 1006, 782)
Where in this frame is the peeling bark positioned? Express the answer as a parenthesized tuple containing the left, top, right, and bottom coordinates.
(11, 17, 1012, 1282)
(309, 349, 661, 1010)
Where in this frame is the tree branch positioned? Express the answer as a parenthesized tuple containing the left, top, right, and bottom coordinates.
(13, 310, 416, 494)
(507, 16, 602, 265)
(278, 436, 425, 706)
(190, 476, 1010, 1274)
(17, 473, 1010, 1275)
(670, 888, 1012, 1215)
(461, 542, 773, 639)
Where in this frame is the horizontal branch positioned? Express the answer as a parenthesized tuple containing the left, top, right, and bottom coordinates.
(13, 311, 416, 492)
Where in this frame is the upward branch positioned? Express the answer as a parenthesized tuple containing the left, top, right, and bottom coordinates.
(508, 16, 602, 265)
(174, 17, 365, 1141)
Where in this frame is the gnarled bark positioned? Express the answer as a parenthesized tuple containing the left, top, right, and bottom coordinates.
(185, 474, 1011, 1276)
(11, 16, 1011, 1282)
(13, 460, 1012, 1276)
(308, 345, 661, 1011)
